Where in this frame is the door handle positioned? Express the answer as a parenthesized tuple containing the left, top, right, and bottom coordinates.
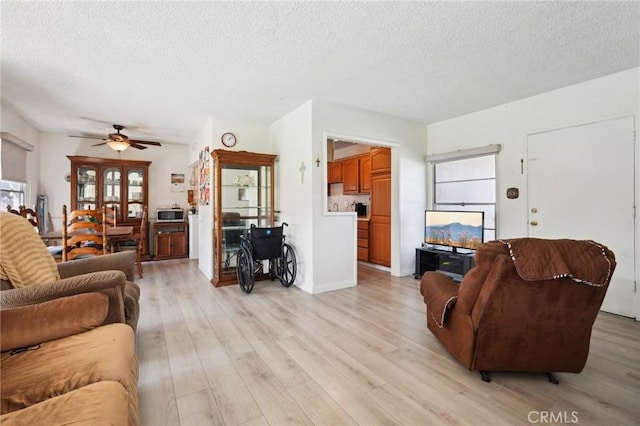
(529, 220, 538, 226)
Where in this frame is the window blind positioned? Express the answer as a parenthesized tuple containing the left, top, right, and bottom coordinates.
(0, 132, 33, 183)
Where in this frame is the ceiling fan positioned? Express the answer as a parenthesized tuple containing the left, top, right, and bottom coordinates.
(69, 124, 162, 151)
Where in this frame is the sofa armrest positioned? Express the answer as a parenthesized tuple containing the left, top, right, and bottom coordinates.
(57, 251, 135, 282)
(420, 271, 460, 328)
(1, 270, 127, 325)
(1, 292, 109, 351)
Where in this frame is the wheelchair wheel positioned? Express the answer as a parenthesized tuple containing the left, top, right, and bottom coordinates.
(269, 259, 276, 281)
(236, 245, 255, 293)
(277, 243, 297, 287)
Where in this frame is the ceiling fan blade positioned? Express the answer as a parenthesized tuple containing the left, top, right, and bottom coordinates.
(129, 139, 162, 146)
(129, 142, 148, 150)
(92, 142, 108, 146)
(69, 135, 105, 140)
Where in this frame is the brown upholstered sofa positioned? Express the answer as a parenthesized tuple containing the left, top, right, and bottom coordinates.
(0, 293, 139, 425)
(420, 238, 616, 383)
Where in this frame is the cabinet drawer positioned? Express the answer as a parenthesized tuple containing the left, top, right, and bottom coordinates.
(357, 220, 369, 230)
(357, 247, 369, 261)
(358, 238, 369, 249)
(357, 229, 369, 240)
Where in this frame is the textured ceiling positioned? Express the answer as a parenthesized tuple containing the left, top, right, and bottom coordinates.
(2, 1, 639, 144)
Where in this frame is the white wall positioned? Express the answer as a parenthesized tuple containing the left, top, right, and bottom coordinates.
(426, 67, 640, 317)
(0, 103, 41, 207)
(270, 101, 314, 292)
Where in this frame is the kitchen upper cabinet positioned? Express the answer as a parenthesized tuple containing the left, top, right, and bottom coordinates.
(328, 161, 343, 183)
(342, 158, 359, 193)
(370, 147, 391, 174)
(359, 155, 371, 193)
(340, 154, 371, 195)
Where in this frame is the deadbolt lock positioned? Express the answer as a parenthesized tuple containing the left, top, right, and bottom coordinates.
(529, 220, 538, 226)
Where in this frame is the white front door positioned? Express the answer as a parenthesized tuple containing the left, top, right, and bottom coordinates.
(527, 116, 636, 318)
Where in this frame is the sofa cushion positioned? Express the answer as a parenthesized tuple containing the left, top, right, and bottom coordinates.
(1, 323, 138, 425)
(0, 381, 129, 426)
(0, 211, 60, 288)
(0, 293, 109, 351)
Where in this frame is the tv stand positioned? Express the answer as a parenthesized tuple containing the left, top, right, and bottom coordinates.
(414, 247, 475, 281)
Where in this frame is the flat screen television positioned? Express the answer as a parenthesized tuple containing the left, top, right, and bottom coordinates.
(424, 210, 484, 252)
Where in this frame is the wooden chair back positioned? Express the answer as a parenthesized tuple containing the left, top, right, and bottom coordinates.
(115, 205, 148, 278)
(6, 205, 21, 216)
(61, 205, 107, 261)
(105, 205, 118, 227)
(19, 205, 40, 231)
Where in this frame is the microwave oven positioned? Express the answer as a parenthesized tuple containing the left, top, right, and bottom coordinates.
(156, 208, 185, 222)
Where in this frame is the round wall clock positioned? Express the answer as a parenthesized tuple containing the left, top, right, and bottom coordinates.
(221, 132, 236, 148)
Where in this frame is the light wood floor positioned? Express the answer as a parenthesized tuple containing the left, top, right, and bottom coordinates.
(136, 259, 640, 426)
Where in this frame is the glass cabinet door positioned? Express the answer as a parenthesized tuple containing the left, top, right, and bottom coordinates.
(218, 163, 273, 282)
(102, 167, 121, 217)
(126, 168, 145, 220)
(211, 150, 277, 286)
(76, 166, 97, 210)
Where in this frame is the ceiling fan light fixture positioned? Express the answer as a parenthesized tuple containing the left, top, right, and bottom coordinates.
(107, 139, 130, 151)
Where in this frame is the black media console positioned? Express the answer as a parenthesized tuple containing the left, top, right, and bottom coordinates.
(414, 247, 475, 282)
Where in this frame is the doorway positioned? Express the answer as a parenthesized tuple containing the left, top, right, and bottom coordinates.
(527, 116, 636, 318)
(327, 138, 391, 270)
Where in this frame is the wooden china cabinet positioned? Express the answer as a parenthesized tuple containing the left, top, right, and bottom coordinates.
(210, 150, 277, 287)
(67, 156, 151, 256)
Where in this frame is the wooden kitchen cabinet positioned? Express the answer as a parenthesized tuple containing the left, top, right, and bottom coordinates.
(359, 155, 371, 193)
(154, 222, 188, 259)
(342, 158, 359, 193)
(369, 157, 391, 267)
(357, 219, 370, 261)
(370, 147, 391, 174)
(68, 156, 151, 257)
(328, 161, 343, 183)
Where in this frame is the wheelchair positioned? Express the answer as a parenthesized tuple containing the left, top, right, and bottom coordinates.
(236, 222, 297, 294)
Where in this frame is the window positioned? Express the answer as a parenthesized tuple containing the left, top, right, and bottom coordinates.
(432, 154, 497, 241)
(0, 180, 26, 211)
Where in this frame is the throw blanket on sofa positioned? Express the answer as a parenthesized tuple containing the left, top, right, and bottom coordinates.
(498, 238, 613, 287)
(0, 211, 60, 288)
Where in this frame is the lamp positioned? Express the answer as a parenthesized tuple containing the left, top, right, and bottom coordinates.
(106, 139, 130, 152)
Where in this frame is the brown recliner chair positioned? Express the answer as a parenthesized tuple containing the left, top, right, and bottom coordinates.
(0, 211, 140, 331)
(420, 238, 616, 383)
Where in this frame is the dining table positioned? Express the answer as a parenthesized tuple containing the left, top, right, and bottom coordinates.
(40, 225, 134, 245)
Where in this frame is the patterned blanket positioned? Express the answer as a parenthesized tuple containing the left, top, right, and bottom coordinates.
(0, 211, 60, 288)
(498, 238, 614, 287)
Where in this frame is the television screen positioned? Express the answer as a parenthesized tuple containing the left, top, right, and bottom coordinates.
(424, 210, 484, 250)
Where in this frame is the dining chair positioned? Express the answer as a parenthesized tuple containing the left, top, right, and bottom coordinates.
(104, 205, 117, 227)
(6, 205, 21, 216)
(61, 205, 107, 262)
(19, 205, 40, 232)
(104, 205, 118, 253)
(115, 206, 147, 278)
